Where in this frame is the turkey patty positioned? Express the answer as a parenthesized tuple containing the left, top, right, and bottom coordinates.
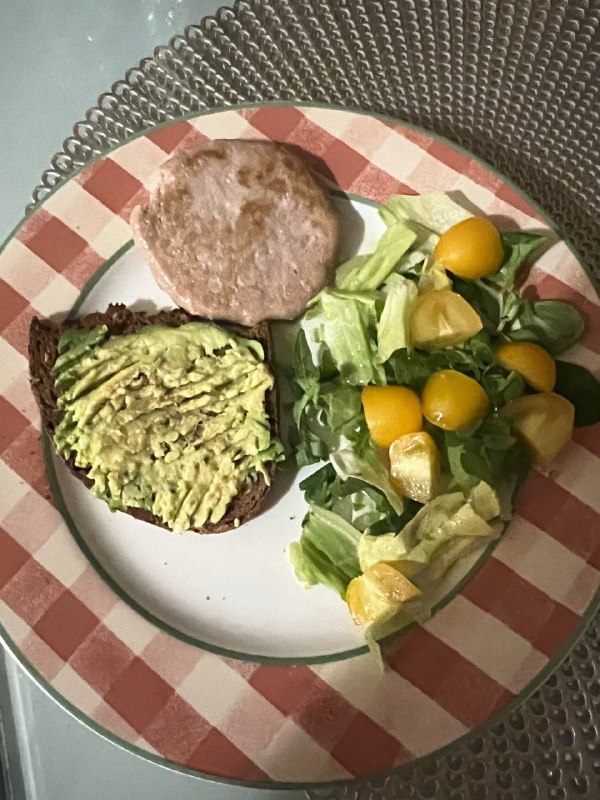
(131, 139, 340, 325)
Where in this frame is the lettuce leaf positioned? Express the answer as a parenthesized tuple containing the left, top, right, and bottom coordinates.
(298, 463, 338, 508)
(377, 274, 418, 362)
(507, 299, 585, 355)
(488, 231, 546, 290)
(312, 290, 385, 385)
(330, 436, 405, 514)
(358, 487, 498, 573)
(336, 222, 417, 291)
(452, 277, 524, 334)
(299, 463, 416, 534)
(384, 333, 493, 391)
(358, 484, 501, 658)
(448, 225, 583, 358)
(443, 415, 521, 490)
(554, 360, 600, 427)
(381, 192, 471, 234)
(288, 505, 362, 598)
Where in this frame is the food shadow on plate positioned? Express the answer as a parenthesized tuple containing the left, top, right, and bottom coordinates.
(126, 298, 170, 315)
(449, 189, 555, 234)
(331, 192, 366, 261)
(258, 466, 298, 514)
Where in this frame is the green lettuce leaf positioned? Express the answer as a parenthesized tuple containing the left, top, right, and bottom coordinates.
(363, 482, 502, 660)
(291, 327, 320, 394)
(298, 463, 337, 508)
(487, 231, 546, 290)
(507, 299, 585, 355)
(554, 360, 600, 427)
(384, 333, 493, 391)
(289, 330, 327, 466)
(381, 192, 471, 234)
(385, 349, 446, 390)
(358, 484, 494, 663)
(288, 505, 362, 598)
(330, 436, 404, 514)
(299, 463, 416, 534)
(377, 274, 418, 362)
(481, 366, 526, 407)
(336, 222, 417, 291)
(312, 290, 385, 385)
(452, 277, 526, 336)
(358, 485, 499, 577)
(394, 249, 430, 278)
(443, 415, 520, 490)
(318, 383, 364, 434)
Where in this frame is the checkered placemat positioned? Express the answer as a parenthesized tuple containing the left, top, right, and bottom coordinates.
(0, 106, 598, 783)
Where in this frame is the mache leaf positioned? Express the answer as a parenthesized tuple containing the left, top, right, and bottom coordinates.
(508, 300, 585, 355)
(487, 231, 546, 290)
(554, 360, 600, 427)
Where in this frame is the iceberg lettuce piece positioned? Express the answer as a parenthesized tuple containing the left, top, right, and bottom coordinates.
(288, 505, 362, 599)
(357, 484, 500, 574)
(336, 222, 417, 291)
(381, 191, 472, 235)
(377, 274, 419, 362)
(330, 438, 404, 515)
(311, 290, 385, 385)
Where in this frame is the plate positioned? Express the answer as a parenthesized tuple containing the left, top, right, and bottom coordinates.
(1, 104, 599, 785)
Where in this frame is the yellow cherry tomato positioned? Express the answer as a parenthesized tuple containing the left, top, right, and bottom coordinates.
(361, 386, 422, 448)
(422, 370, 489, 430)
(346, 562, 422, 626)
(434, 217, 505, 280)
(500, 392, 574, 466)
(495, 341, 556, 392)
(410, 289, 483, 349)
(389, 431, 441, 504)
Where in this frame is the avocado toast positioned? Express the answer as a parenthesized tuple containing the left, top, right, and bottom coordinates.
(29, 304, 281, 534)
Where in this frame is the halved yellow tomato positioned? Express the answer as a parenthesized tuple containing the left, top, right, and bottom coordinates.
(410, 289, 483, 349)
(389, 431, 440, 504)
(495, 341, 556, 392)
(434, 217, 504, 280)
(361, 385, 422, 448)
(346, 562, 422, 626)
(500, 392, 574, 466)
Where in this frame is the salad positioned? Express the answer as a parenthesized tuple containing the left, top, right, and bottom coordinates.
(284, 192, 600, 658)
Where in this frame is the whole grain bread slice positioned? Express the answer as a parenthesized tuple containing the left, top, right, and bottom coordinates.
(29, 303, 278, 534)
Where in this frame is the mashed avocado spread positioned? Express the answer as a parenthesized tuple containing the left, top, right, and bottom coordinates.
(52, 323, 281, 532)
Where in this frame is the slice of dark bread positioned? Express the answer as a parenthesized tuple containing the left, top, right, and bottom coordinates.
(29, 303, 278, 534)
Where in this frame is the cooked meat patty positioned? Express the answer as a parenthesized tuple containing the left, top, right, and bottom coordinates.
(131, 139, 340, 326)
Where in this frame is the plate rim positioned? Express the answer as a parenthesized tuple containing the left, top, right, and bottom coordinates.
(1, 100, 599, 787)
(2, 587, 599, 790)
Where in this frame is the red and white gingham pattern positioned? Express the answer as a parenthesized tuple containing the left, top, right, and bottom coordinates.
(1, 106, 599, 783)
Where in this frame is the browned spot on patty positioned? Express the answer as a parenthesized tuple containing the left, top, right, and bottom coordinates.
(237, 166, 252, 187)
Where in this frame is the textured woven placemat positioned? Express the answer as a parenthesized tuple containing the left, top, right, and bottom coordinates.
(31, 2, 600, 797)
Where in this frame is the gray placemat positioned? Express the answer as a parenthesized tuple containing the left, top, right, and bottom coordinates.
(29, 1, 600, 797)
